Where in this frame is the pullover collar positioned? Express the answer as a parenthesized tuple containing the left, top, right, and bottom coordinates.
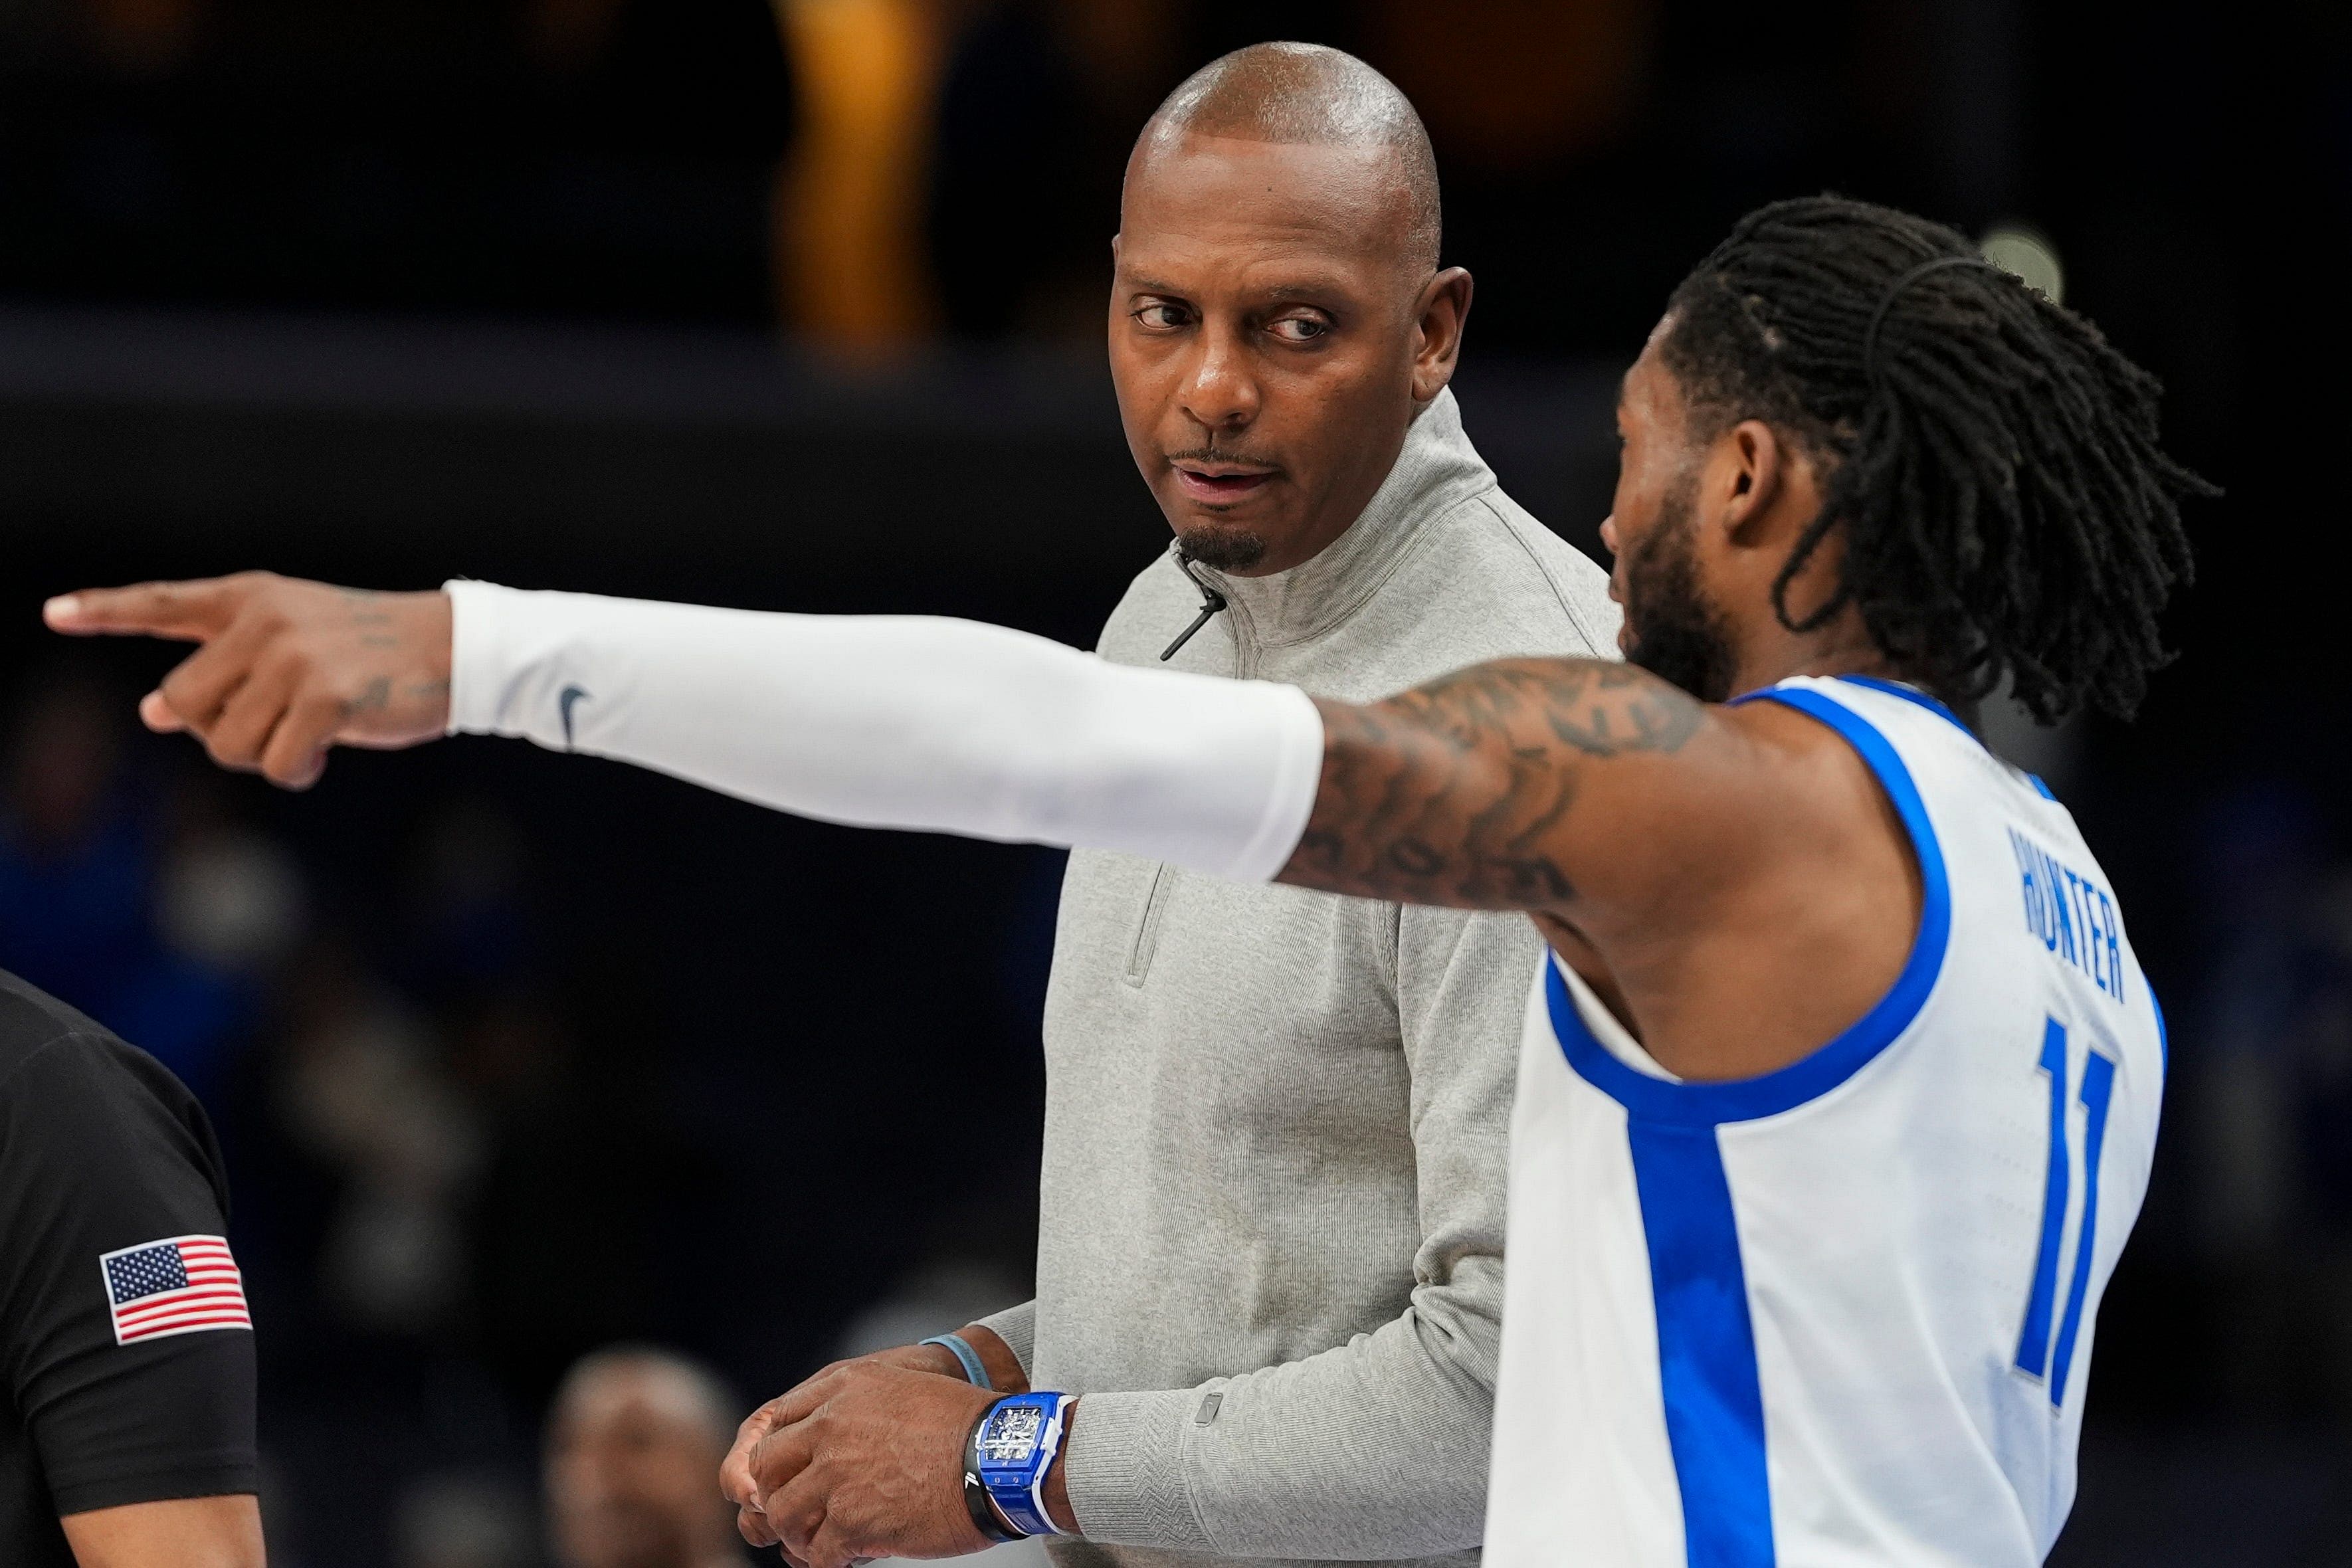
(1192, 387, 1499, 652)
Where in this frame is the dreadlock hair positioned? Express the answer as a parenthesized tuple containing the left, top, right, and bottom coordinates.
(1659, 195, 2212, 724)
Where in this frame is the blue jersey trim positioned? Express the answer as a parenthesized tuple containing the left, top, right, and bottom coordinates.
(1725, 674, 1970, 733)
(1544, 685, 1952, 1127)
(2149, 985, 2169, 1076)
(1627, 1121, 1778, 1567)
(1833, 674, 1972, 735)
(1827, 675, 2060, 800)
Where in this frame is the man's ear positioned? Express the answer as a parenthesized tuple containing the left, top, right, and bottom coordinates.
(1410, 267, 1474, 403)
(1717, 419, 1788, 543)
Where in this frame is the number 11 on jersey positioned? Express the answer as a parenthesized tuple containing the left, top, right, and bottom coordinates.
(2015, 1015, 2118, 1407)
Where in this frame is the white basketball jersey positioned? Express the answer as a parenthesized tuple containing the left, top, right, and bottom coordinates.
(1485, 675, 2164, 1567)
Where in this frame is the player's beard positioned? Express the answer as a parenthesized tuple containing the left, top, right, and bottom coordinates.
(1176, 521, 1268, 572)
(1621, 476, 1739, 703)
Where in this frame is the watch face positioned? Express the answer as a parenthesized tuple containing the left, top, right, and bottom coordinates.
(979, 1404, 1044, 1465)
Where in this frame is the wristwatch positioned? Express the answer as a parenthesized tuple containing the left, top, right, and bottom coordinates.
(965, 1391, 1072, 1538)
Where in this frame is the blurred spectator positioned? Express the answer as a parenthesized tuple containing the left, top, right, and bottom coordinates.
(0, 0, 792, 322)
(126, 800, 302, 1108)
(404, 800, 545, 1000)
(0, 668, 281, 1106)
(924, 1, 1094, 339)
(0, 672, 149, 1013)
(462, 983, 635, 1398)
(543, 1346, 747, 1568)
(0, 677, 146, 992)
(520, 0, 797, 325)
(157, 813, 305, 977)
(924, 0, 1193, 340)
(773, 0, 948, 351)
(273, 938, 484, 1336)
(2193, 783, 2352, 1415)
(397, 1472, 538, 1568)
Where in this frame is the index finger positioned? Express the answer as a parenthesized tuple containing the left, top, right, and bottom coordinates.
(45, 580, 241, 641)
(722, 1402, 786, 1507)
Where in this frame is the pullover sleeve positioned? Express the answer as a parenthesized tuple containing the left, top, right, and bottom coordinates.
(1061, 904, 1529, 1559)
(443, 582, 1323, 884)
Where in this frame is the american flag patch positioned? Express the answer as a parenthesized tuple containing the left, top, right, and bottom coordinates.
(99, 1235, 251, 1344)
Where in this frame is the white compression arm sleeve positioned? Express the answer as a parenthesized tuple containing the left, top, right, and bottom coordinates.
(442, 581, 1326, 884)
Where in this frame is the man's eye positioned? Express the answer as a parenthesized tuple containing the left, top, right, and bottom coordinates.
(1135, 304, 1189, 330)
(1268, 316, 1329, 343)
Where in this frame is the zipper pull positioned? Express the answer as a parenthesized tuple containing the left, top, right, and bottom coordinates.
(1159, 547, 1229, 661)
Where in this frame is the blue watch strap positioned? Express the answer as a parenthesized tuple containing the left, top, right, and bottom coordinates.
(922, 1333, 993, 1390)
(993, 1485, 1056, 1537)
(974, 1392, 1071, 1537)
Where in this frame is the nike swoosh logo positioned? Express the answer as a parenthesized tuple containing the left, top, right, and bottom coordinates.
(559, 685, 589, 751)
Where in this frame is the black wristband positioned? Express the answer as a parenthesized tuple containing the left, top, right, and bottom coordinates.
(963, 1405, 1023, 1542)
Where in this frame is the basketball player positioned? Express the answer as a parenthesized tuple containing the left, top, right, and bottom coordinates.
(49, 194, 2206, 1565)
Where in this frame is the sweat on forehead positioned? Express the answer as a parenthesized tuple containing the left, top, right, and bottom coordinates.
(1136, 41, 1441, 270)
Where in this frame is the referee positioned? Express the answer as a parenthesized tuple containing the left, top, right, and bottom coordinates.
(1, 967, 264, 1567)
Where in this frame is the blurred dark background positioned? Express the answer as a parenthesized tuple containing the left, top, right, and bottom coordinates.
(0, 1, 2343, 1563)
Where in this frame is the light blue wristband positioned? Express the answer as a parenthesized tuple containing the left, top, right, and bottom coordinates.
(922, 1333, 993, 1391)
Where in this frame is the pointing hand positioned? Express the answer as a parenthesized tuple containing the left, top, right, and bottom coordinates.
(45, 572, 454, 789)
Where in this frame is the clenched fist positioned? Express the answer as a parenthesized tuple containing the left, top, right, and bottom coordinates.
(728, 1355, 1000, 1567)
(45, 572, 453, 789)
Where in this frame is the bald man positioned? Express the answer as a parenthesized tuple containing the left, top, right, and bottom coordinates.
(712, 55, 1599, 1559)
(543, 1348, 746, 1568)
(47, 41, 1618, 1568)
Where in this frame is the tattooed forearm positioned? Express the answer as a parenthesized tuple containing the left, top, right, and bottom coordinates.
(1280, 658, 1707, 910)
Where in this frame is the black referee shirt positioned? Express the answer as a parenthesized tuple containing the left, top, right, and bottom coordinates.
(0, 968, 258, 1566)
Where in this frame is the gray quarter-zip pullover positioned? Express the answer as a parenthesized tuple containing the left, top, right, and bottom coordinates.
(977, 389, 1619, 1567)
